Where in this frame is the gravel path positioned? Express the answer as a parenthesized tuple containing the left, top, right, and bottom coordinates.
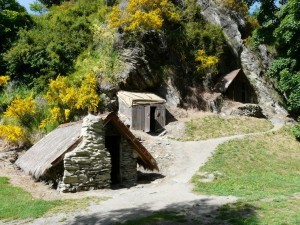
(23, 135, 246, 225)
(4, 117, 285, 225)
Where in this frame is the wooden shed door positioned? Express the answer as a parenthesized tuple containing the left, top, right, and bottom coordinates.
(155, 106, 165, 130)
(132, 106, 145, 130)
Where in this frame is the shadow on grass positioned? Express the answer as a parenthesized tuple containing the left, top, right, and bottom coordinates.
(69, 199, 259, 225)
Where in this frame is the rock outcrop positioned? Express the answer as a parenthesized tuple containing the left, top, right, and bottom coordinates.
(229, 104, 265, 118)
(198, 0, 288, 118)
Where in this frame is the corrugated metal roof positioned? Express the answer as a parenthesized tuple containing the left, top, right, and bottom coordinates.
(117, 91, 166, 107)
(214, 69, 241, 93)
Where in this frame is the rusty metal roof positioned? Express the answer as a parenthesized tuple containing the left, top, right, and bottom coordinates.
(117, 91, 166, 107)
(214, 69, 241, 93)
(100, 112, 158, 171)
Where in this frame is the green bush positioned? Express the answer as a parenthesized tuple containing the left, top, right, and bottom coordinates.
(3, 0, 108, 87)
(291, 122, 300, 141)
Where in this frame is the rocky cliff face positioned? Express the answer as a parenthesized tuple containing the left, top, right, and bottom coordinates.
(106, 0, 288, 118)
(198, 0, 288, 118)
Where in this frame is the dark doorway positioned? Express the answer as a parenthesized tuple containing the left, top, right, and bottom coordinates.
(105, 136, 121, 185)
(150, 106, 156, 132)
(241, 82, 246, 102)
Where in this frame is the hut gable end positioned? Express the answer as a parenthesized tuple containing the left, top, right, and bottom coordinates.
(15, 113, 158, 192)
(214, 69, 258, 104)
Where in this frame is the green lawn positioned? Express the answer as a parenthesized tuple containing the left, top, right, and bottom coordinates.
(0, 177, 106, 220)
(181, 115, 273, 141)
(192, 127, 300, 224)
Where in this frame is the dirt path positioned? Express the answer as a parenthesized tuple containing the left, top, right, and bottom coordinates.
(3, 116, 285, 225)
(21, 134, 248, 225)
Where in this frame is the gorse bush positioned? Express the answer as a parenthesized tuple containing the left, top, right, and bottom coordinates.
(195, 50, 219, 75)
(4, 96, 36, 128)
(0, 125, 25, 143)
(108, 0, 180, 32)
(0, 96, 36, 143)
(0, 0, 111, 144)
(40, 72, 100, 129)
(0, 76, 10, 86)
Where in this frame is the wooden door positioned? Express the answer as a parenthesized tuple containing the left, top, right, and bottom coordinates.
(131, 105, 145, 130)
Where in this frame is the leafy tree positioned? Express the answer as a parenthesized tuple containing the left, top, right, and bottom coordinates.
(0, 0, 32, 74)
(265, 0, 300, 116)
(3, 0, 98, 86)
(30, 1, 47, 14)
(274, 0, 300, 59)
(37, 0, 64, 8)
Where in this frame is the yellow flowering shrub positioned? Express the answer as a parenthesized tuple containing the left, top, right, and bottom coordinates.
(108, 0, 180, 32)
(215, 0, 248, 15)
(4, 96, 36, 120)
(195, 50, 219, 74)
(40, 72, 100, 128)
(0, 125, 25, 143)
(4, 96, 36, 129)
(75, 72, 99, 111)
(1, 96, 37, 143)
(0, 76, 10, 85)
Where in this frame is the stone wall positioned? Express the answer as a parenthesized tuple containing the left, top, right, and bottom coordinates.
(58, 115, 111, 192)
(120, 137, 137, 186)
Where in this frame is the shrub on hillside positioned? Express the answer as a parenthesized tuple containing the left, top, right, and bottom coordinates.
(108, 0, 180, 32)
(40, 72, 100, 129)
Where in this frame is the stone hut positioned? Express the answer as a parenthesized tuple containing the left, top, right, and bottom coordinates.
(214, 69, 258, 104)
(15, 113, 158, 193)
(117, 91, 166, 132)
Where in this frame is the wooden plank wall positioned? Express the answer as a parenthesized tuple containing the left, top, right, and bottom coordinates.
(131, 104, 166, 132)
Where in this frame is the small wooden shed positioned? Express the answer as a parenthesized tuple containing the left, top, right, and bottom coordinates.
(214, 69, 258, 103)
(117, 91, 166, 132)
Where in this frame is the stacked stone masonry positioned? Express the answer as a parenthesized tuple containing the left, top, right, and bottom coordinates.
(58, 114, 138, 193)
(58, 115, 111, 192)
(120, 138, 137, 186)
